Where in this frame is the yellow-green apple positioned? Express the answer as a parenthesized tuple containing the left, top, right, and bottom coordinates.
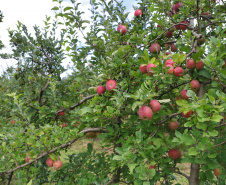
(53, 160, 63, 170)
(134, 9, 142, 17)
(214, 168, 221, 177)
(182, 110, 193, 118)
(117, 25, 127, 34)
(106, 79, 117, 92)
(46, 158, 54, 167)
(168, 148, 181, 159)
(149, 43, 161, 53)
(139, 64, 147, 74)
(169, 121, 179, 130)
(190, 80, 200, 91)
(196, 60, 204, 70)
(186, 59, 195, 69)
(150, 100, 161, 112)
(146, 63, 157, 76)
(97, 86, 106, 95)
(138, 106, 153, 120)
(180, 90, 189, 100)
(173, 67, 183, 77)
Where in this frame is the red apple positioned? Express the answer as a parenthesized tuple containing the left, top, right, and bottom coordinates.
(165, 59, 175, 66)
(173, 67, 183, 77)
(190, 80, 200, 91)
(174, 2, 183, 12)
(166, 31, 173, 38)
(168, 148, 181, 160)
(180, 21, 188, 30)
(214, 168, 221, 177)
(58, 110, 65, 116)
(117, 25, 127, 34)
(106, 80, 117, 92)
(62, 122, 68, 127)
(180, 90, 189, 100)
(182, 110, 193, 118)
(170, 44, 178, 52)
(186, 59, 195, 69)
(197, 38, 205, 45)
(53, 160, 63, 170)
(150, 100, 161, 113)
(138, 106, 153, 120)
(139, 64, 147, 74)
(196, 60, 204, 70)
(25, 154, 31, 163)
(146, 63, 157, 76)
(166, 52, 171, 55)
(149, 164, 156, 169)
(11, 120, 16, 124)
(169, 121, 179, 130)
(46, 158, 54, 167)
(97, 86, 106, 95)
(149, 43, 161, 53)
(165, 65, 174, 74)
(134, 9, 142, 17)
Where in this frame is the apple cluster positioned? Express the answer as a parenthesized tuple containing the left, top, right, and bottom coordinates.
(96, 79, 117, 95)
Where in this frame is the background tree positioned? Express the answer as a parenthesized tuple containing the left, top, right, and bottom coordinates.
(0, 0, 225, 184)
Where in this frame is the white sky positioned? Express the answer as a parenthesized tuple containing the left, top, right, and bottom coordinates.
(0, 0, 136, 77)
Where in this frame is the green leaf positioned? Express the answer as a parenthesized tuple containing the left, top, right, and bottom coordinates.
(188, 147, 198, 155)
(176, 99, 188, 107)
(128, 163, 137, 174)
(27, 180, 33, 185)
(208, 130, 218, 137)
(64, 7, 73, 12)
(181, 134, 196, 146)
(132, 101, 143, 111)
(113, 155, 122, 161)
(186, 90, 196, 99)
(211, 115, 223, 122)
(198, 69, 211, 79)
(80, 106, 92, 115)
(207, 160, 219, 169)
(51, 6, 59, 10)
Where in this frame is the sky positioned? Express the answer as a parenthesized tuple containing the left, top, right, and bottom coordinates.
(0, 0, 136, 77)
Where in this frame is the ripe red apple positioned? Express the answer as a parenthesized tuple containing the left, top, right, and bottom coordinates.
(165, 65, 174, 74)
(180, 21, 188, 30)
(170, 44, 178, 52)
(165, 59, 175, 66)
(173, 67, 183, 77)
(106, 79, 117, 92)
(25, 154, 31, 163)
(117, 25, 127, 34)
(149, 164, 156, 169)
(197, 38, 205, 45)
(174, 2, 183, 12)
(166, 31, 173, 38)
(169, 121, 179, 130)
(186, 59, 195, 69)
(138, 106, 153, 120)
(190, 80, 200, 91)
(149, 43, 161, 53)
(166, 52, 171, 55)
(168, 148, 181, 160)
(97, 86, 106, 95)
(134, 9, 142, 17)
(149, 100, 161, 113)
(182, 110, 193, 118)
(53, 160, 63, 170)
(196, 60, 204, 70)
(214, 168, 221, 177)
(146, 63, 157, 76)
(180, 90, 189, 100)
(139, 64, 147, 74)
(62, 122, 68, 127)
(58, 110, 65, 116)
(11, 120, 16, 124)
(46, 158, 54, 167)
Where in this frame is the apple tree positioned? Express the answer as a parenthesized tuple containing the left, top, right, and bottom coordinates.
(0, 0, 226, 184)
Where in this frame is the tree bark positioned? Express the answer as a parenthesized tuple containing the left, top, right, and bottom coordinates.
(189, 164, 200, 185)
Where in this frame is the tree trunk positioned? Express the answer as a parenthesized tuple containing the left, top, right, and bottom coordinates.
(189, 164, 200, 185)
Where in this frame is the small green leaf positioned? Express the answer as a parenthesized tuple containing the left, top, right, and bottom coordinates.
(128, 163, 137, 174)
(51, 6, 59, 10)
(198, 69, 211, 79)
(188, 147, 198, 155)
(208, 130, 218, 137)
(211, 115, 223, 122)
